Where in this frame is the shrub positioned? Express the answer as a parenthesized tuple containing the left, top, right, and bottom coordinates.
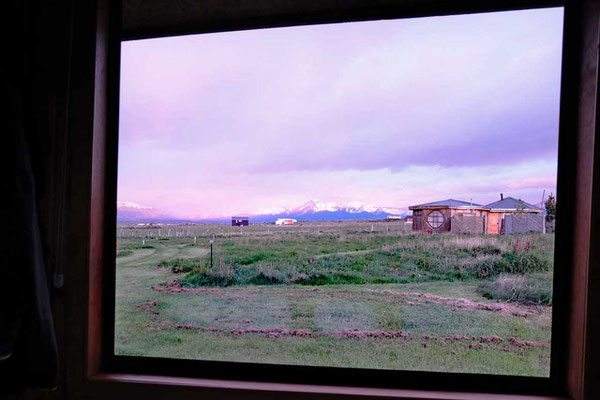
(160, 259, 202, 273)
(116, 250, 133, 258)
(237, 252, 272, 265)
(248, 272, 284, 285)
(181, 262, 237, 287)
(132, 244, 155, 249)
(182, 271, 236, 287)
(294, 273, 366, 285)
(372, 278, 399, 284)
(473, 252, 550, 278)
(460, 245, 502, 256)
(479, 273, 553, 305)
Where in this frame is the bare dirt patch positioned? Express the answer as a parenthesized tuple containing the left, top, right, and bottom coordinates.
(378, 290, 538, 317)
(151, 280, 254, 300)
(137, 299, 160, 315)
(508, 337, 550, 348)
(138, 299, 549, 350)
(158, 318, 550, 349)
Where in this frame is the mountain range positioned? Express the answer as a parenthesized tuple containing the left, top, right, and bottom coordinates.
(116, 201, 188, 223)
(116, 200, 410, 223)
(247, 200, 407, 223)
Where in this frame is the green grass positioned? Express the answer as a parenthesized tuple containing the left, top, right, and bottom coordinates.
(115, 222, 553, 376)
(172, 233, 553, 287)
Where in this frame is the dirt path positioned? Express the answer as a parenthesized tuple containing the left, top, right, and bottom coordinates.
(313, 241, 407, 259)
(116, 245, 209, 299)
(117, 244, 208, 269)
(117, 248, 156, 265)
(376, 289, 540, 317)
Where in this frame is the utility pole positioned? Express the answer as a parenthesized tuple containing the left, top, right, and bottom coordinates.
(209, 237, 214, 268)
(541, 190, 546, 235)
(541, 189, 546, 207)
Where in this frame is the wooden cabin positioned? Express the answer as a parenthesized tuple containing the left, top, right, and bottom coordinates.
(409, 199, 489, 234)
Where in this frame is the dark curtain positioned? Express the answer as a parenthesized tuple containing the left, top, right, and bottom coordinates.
(0, 0, 60, 395)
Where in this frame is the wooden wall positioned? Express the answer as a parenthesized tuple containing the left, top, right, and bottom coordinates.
(412, 208, 452, 233)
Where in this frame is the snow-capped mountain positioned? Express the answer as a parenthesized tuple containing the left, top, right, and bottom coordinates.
(248, 200, 408, 223)
(116, 201, 173, 222)
(298, 200, 403, 214)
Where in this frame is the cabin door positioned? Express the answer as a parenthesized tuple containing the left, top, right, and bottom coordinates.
(488, 213, 499, 234)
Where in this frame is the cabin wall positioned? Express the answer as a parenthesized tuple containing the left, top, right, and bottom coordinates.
(504, 213, 545, 234)
(451, 214, 487, 234)
(487, 211, 543, 234)
(412, 207, 452, 233)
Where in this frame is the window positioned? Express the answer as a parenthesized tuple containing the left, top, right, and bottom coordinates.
(427, 211, 445, 228)
(62, 0, 600, 400)
(114, 6, 561, 380)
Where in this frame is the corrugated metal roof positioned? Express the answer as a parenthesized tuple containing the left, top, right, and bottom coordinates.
(484, 197, 540, 210)
(409, 199, 484, 209)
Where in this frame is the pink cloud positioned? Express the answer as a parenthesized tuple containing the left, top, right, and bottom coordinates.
(118, 8, 562, 219)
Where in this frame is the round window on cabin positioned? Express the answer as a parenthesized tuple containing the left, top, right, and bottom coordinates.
(427, 210, 444, 229)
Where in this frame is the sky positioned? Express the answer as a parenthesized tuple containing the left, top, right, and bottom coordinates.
(118, 7, 564, 219)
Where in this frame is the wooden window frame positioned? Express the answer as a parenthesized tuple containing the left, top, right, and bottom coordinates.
(58, 0, 599, 399)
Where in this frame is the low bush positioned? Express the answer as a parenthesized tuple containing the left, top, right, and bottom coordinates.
(248, 272, 284, 285)
(237, 251, 273, 265)
(181, 271, 236, 287)
(473, 252, 551, 278)
(118, 244, 155, 251)
(479, 273, 553, 305)
(294, 273, 366, 285)
(181, 264, 237, 287)
(160, 259, 202, 273)
(116, 250, 133, 258)
(459, 245, 502, 256)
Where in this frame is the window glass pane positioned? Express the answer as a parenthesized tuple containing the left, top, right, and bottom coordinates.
(427, 211, 444, 228)
(115, 7, 562, 377)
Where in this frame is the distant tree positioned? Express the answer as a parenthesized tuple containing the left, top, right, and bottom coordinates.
(545, 194, 556, 223)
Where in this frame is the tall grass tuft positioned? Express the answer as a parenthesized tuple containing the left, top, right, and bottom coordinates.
(479, 273, 553, 305)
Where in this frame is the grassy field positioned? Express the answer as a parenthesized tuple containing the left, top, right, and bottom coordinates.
(115, 220, 553, 376)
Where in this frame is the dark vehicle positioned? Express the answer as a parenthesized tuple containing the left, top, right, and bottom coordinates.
(231, 216, 249, 226)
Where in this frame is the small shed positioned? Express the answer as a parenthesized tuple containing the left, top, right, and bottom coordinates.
(231, 216, 249, 226)
(409, 199, 489, 234)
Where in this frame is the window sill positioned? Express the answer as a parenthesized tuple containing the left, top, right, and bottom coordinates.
(89, 373, 569, 400)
